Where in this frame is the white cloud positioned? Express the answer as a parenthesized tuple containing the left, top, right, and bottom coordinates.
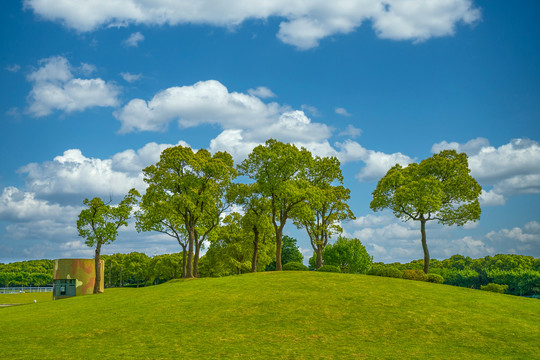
(123, 31, 144, 47)
(17, 141, 188, 203)
(339, 124, 362, 138)
(247, 86, 276, 98)
(0, 187, 78, 222)
(24, 0, 481, 49)
(26, 56, 120, 117)
(115, 80, 332, 149)
(115, 80, 282, 133)
(335, 107, 352, 116)
(479, 189, 506, 207)
(486, 222, 540, 254)
(120, 72, 143, 83)
(433, 138, 540, 202)
(334, 140, 414, 182)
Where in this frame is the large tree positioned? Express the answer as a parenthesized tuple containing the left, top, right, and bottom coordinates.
(239, 139, 312, 271)
(77, 189, 139, 293)
(370, 150, 481, 273)
(140, 145, 236, 278)
(293, 156, 355, 269)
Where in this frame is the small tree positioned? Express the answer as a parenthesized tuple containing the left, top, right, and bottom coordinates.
(322, 236, 372, 274)
(370, 150, 481, 273)
(77, 189, 139, 293)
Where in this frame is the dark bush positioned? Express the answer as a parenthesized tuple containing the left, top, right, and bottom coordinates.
(317, 265, 341, 273)
(481, 283, 508, 294)
(426, 273, 444, 284)
(402, 269, 428, 282)
(282, 262, 308, 271)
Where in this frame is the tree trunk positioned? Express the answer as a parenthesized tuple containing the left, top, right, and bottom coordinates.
(186, 228, 194, 278)
(251, 226, 259, 272)
(316, 247, 323, 269)
(194, 240, 201, 278)
(275, 228, 283, 271)
(93, 244, 102, 294)
(182, 249, 187, 279)
(420, 219, 430, 274)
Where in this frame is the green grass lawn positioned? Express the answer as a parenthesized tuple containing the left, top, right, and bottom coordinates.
(1, 272, 539, 359)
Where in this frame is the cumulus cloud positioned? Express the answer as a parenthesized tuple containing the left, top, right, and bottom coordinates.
(486, 221, 540, 255)
(123, 31, 144, 47)
(26, 56, 120, 117)
(120, 72, 143, 83)
(247, 86, 276, 98)
(24, 0, 481, 49)
(432, 138, 540, 204)
(334, 140, 414, 181)
(114, 79, 332, 150)
(17, 141, 188, 204)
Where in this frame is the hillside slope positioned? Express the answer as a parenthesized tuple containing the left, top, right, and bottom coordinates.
(1, 272, 539, 359)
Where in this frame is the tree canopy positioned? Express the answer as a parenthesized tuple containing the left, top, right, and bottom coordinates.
(370, 150, 481, 273)
(139, 145, 236, 278)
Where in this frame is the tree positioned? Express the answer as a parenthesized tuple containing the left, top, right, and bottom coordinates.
(233, 183, 275, 272)
(140, 145, 236, 278)
(370, 150, 481, 273)
(322, 236, 372, 273)
(239, 139, 312, 270)
(77, 189, 139, 293)
(293, 155, 354, 269)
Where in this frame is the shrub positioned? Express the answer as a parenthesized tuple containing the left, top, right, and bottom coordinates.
(426, 274, 444, 284)
(402, 270, 428, 282)
(322, 236, 372, 274)
(367, 266, 403, 279)
(282, 262, 308, 271)
(481, 283, 508, 294)
(317, 265, 341, 273)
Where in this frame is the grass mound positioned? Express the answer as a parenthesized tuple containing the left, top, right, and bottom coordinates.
(1, 272, 539, 359)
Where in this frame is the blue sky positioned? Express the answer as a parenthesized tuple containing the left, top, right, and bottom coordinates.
(1, 0, 539, 264)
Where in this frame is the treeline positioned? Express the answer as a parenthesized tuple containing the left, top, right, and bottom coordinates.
(369, 254, 540, 297)
(0, 260, 54, 287)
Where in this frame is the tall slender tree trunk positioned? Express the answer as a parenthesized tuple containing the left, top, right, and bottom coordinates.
(420, 219, 430, 274)
(194, 240, 201, 278)
(186, 228, 194, 278)
(251, 226, 259, 272)
(93, 244, 102, 294)
(275, 227, 283, 271)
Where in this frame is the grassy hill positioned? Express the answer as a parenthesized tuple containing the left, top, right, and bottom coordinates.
(1, 272, 539, 359)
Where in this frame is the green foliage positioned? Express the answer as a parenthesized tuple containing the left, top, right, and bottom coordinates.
(370, 150, 482, 273)
(292, 155, 355, 269)
(77, 189, 139, 249)
(426, 273, 444, 284)
(239, 139, 313, 270)
(282, 262, 308, 271)
(322, 236, 372, 274)
(316, 265, 341, 273)
(138, 145, 237, 278)
(481, 283, 508, 294)
(281, 236, 304, 265)
(402, 269, 428, 282)
(367, 265, 403, 279)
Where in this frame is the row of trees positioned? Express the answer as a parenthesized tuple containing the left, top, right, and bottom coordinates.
(371, 254, 540, 296)
(0, 260, 54, 287)
(77, 140, 356, 292)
